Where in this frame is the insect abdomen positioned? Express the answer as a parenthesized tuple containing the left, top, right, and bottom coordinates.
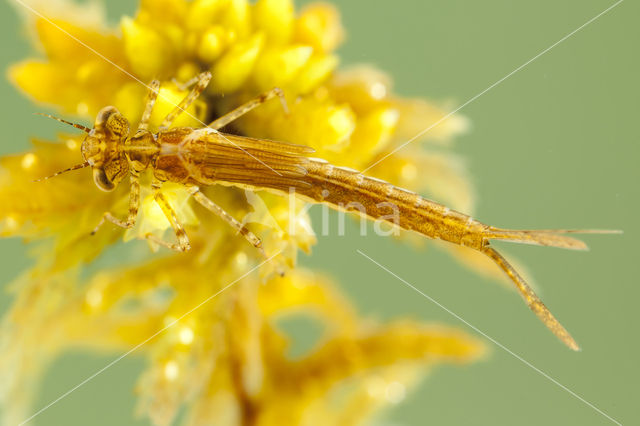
(299, 160, 487, 248)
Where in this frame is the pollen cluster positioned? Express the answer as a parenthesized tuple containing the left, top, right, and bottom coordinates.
(0, 0, 486, 425)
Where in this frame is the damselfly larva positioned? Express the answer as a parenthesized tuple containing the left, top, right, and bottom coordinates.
(37, 71, 618, 350)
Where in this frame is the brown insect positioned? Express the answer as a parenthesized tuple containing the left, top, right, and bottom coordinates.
(37, 71, 618, 350)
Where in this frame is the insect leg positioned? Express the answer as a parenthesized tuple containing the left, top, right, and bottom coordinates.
(187, 186, 267, 259)
(91, 170, 141, 235)
(144, 181, 191, 252)
(159, 71, 212, 130)
(138, 79, 160, 131)
(171, 73, 205, 92)
(208, 87, 289, 130)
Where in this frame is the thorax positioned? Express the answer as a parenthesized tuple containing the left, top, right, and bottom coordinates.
(124, 129, 160, 172)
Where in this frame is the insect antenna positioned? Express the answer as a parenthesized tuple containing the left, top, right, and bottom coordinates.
(33, 161, 90, 182)
(34, 112, 91, 133)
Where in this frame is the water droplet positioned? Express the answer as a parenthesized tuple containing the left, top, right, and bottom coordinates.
(21, 153, 37, 170)
(85, 288, 103, 308)
(179, 327, 194, 345)
(164, 360, 179, 381)
(76, 102, 89, 116)
(385, 381, 405, 404)
(371, 82, 387, 99)
(66, 139, 79, 150)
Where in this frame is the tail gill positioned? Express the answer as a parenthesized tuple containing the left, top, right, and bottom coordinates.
(485, 228, 622, 251)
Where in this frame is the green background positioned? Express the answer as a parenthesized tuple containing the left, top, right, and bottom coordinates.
(0, 0, 637, 425)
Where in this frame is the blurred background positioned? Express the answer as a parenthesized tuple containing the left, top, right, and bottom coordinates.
(0, 0, 637, 424)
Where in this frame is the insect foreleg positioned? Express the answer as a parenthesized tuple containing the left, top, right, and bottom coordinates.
(144, 181, 192, 252)
(159, 71, 212, 130)
(138, 79, 160, 131)
(208, 87, 289, 130)
(188, 187, 267, 259)
(91, 170, 141, 235)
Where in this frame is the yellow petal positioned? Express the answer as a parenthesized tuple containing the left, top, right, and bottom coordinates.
(253, 0, 294, 44)
(220, 0, 250, 38)
(295, 3, 344, 52)
(175, 62, 202, 85)
(34, 18, 122, 62)
(287, 54, 338, 95)
(113, 82, 147, 123)
(187, 0, 227, 31)
(9, 61, 74, 109)
(323, 104, 356, 152)
(121, 16, 174, 80)
(330, 65, 393, 113)
(197, 26, 226, 63)
(347, 106, 400, 160)
(258, 269, 357, 331)
(291, 322, 484, 387)
(210, 33, 263, 93)
(252, 45, 314, 91)
(138, 0, 188, 25)
(393, 98, 470, 145)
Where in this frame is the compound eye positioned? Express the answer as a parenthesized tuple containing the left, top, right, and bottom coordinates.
(93, 168, 115, 192)
(96, 106, 117, 125)
(106, 113, 130, 138)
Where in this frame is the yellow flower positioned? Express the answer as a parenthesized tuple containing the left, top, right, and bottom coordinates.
(0, 0, 488, 425)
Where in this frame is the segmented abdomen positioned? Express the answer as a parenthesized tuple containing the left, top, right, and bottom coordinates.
(297, 159, 487, 248)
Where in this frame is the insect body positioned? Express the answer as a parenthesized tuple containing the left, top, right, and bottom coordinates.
(39, 71, 617, 350)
